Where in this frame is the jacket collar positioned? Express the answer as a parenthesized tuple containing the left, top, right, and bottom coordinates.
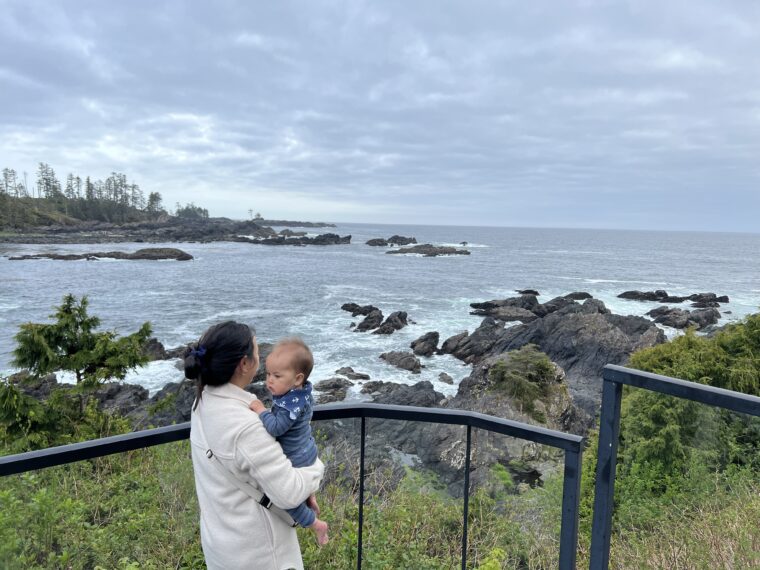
(204, 382, 254, 404)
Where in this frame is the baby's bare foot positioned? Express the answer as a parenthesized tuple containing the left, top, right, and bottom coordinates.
(310, 518, 329, 546)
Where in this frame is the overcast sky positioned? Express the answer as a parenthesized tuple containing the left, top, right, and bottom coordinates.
(1, 1, 759, 231)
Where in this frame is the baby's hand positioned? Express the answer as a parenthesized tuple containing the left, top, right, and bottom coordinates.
(249, 399, 266, 414)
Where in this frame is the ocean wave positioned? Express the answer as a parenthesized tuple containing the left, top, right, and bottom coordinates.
(436, 242, 489, 248)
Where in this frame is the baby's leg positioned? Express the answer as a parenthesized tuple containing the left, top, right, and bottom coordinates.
(310, 517, 329, 546)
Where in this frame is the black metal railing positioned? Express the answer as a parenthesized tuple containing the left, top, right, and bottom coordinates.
(589, 364, 760, 570)
(0, 403, 584, 570)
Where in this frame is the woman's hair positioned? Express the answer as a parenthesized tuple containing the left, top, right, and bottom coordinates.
(184, 320, 255, 409)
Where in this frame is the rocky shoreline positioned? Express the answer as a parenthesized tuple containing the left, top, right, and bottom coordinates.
(0, 217, 348, 246)
(9, 286, 734, 496)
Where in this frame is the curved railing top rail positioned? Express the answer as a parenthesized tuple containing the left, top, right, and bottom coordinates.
(0, 402, 582, 477)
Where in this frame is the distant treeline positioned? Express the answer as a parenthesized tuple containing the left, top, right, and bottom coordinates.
(1, 163, 208, 229)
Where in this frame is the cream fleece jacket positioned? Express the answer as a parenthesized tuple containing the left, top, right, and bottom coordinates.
(190, 382, 324, 570)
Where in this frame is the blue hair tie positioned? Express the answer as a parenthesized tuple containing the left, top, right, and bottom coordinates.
(191, 346, 207, 360)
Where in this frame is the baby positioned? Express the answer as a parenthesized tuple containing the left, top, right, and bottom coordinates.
(249, 338, 329, 545)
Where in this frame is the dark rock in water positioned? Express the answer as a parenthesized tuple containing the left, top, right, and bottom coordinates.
(470, 294, 539, 317)
(533, 296, 578, 317)
(253, 233, 351, 246)
(335, 367, 371, 380)
(646, 306, 720, 330)
(386, 244, 470, 257)
(9, 247, 194, 261)
(438, 372, 454, 385)
(691, 300, 720, 308)
(279, 229, 306, 237)
(490, 307, 539, 323)
(341, 303, 378, 317)
(516, 289, 539, 296)
(565, 291, 592, 301)
(441, 331, 468, 355)
(618, 290, 669, 302)
(411, 331, 440, 356)
(366, 238, 388, 246)
(460, 241, 468, 246)
(441, 318, 505, 364)
(380, 351, 422, 373)
(372, 311, 408, 335)
(619, 290, 728, 305)
(314, 377, 353, 403)
(143, 337, 168, 360)
(355, 309, 384, 332)
(387, 235, 417, 246)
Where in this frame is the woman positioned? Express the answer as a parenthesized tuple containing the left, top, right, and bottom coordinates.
(186, 321, 324, 569)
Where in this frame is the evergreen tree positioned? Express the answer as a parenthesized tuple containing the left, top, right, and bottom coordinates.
(13, 294, 151, 393)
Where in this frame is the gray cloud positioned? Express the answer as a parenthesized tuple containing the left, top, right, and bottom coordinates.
(1, 0, 759, 230)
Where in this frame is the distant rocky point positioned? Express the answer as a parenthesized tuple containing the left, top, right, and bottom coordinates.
(235, 233, 351, 246)
(0, 217, 338, 245)
(386, 244, 470, 257)
(8, 247, 193, 261)
(254, 219, 335, 228)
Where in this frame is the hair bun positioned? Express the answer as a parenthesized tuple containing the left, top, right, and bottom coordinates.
(183, 345, 202, 380)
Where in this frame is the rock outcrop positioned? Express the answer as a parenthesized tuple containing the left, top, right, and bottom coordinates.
(9, 247, 194, 261)
(386, 244, 470, 257)
(410, 332, 440, 357)
(372, 311, 408, 335)
(379, 351, 422, 374)
(646, 306, 720, 330)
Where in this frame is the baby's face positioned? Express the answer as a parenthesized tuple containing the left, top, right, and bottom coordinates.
(265, 348, 304, 397)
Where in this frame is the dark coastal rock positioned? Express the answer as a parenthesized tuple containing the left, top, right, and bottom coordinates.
(355, 309, 384, 332)
(335, 367, 371, 381)
(252, 233, 351, 246)
(379, 351, 422, 373)
(618, 290, 729, 306)
(142, 337, 168, 360)
(366, 238, 388, 246)
(386, 244, 470, 257)
(646, 306, 720, 330)
(471, 294, 539, 316)
(691, 300, 720, 308)
(441, 331, 468, 355)
(387, 235, 417, 246)
(438, 373, 454, 385)
(341, 303, 378, 317)
(314, 377, 353, 403)
(516, 289, 540, 296)
(618, 289, 669, 302)
(565, 291, 592, 301)
(279, 229, 307, 237)
(411, 331, 440, 357)
(94, 382, 150, 416)
(440, 318, 505, 364)
(9, 247, 194, 262)
(442, 302, 665, 413)
(372, 311, 409, 335)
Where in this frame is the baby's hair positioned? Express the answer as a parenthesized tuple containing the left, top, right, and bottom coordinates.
(275, 337, 314, 382)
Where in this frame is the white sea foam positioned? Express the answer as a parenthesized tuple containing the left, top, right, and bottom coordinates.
(57, 359, 184, 395)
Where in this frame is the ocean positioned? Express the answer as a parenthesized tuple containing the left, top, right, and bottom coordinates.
(1, 224, 759, 398)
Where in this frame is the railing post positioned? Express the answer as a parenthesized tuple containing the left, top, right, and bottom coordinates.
(357, 416, 366, 570)
(461, 424, 472, 570)
(589, 378, 623, 570)
(559, 447, 582, 570)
